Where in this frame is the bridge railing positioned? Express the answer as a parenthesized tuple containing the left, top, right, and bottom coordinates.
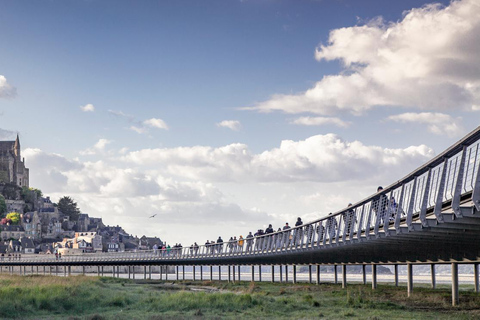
(3, 127, 480, 265)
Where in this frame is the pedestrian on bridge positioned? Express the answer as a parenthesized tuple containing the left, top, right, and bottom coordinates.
(246, 232, 254, 252)
(238, 235, 244, 252)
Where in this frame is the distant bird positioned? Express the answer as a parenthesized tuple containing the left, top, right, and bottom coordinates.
(149, 214, 157, 218)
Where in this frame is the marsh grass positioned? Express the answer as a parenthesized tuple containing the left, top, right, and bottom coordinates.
(0, 275, 478, 319)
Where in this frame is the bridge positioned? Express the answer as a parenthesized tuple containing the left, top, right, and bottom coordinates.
(3, 126, 480, 306)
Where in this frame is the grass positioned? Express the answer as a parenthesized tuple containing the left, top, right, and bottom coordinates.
(0, 275, 478, 319)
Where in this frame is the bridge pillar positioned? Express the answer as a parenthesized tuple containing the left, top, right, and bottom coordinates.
(210, 266, 213, 281)
(176, 266, 179, 280)
(394, 264, 399, 287)
(68, 266, 71, 276)
(97, 266, 100, 277)
(193, 266, 196, 281)
(55, 266, 58, 276)
(293, 265, 297, 284)
(342, 264, 347, 289)
(64, 266, 67, 277)
(308, 265, 312, 284)
(316, 264, 320, 285)
(118, 266, 120, 278)
(259, 265, 262, 282)
(407, 264, 413, 297)
(200, 266, 203, 281)
(228, 266, 231, 283)
(285, 265, 288, 283)
(372, 264, 377, 290)
(43, 266, 46, 275)
(251, 265, 255, 282)
(165, 266, 168, 281)
(159, 266, 162, 280)
(144, 266, 147, 279)
(238, 265, 241, 282)
(182, 265, 185, 280)
(101, 266, 104, 276)
(127, 266, 131, 279)
(82, 266, 85, 276)
(36, 266, 38, 275)
(218, 266, 221, 281)
(452, 263, 459, 306)
(431, 264, 436, 289)
(271, 265, 275, 283)
(362, 264, 366, 285)
(49, 266, 52, 276)
(474, 263, 479, 293)
(334, 265, 338, 284)
(233, 265, 236, 282)
(280, 265, 283, 283)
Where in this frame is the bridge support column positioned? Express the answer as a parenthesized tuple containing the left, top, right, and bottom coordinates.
(238, 265, 241, 282)
(133, 266, 136, 279)
(394, 264, 399, 287)
(316, 264, 320, 285)
(259, 265, 262, 282)
(148, 266, 151, 279)
(362, 264, 366, 285)
(101, 266, 104, 276)
(431, 264, 436, 289)
(165, 267, 168, 281)
(452, 263, 459, 306)
(159, 266, 162, 280)
(193, 266, 196, 281)
(68, 266, 71, 276)
(372, 264, 377, 290)
(474, 263, 479, 293)
(36, 266, 38, 275)
(118, 266, 120, 278)
(49, 266, 52, 275)
(228, 266, 231, 283)
(334, 265, 338, 284)
(210, 266, 213, 281)
(308, 265, 312, 284)
(43, 266, 46, 275)
(113, 266, 115, 278)
(64, 266, 66, 277)
(127, 266, 131, 279)
(280, 265, 283, 283)
(293, 265, 297, 284)
(82, 266, 85, 275)
(342, 264, 347, 289)
(251, 265, 254, 282)
(55, 266, 58, 276)
(218, 266, 221, 281)
(176, 266, 179, 280)
(407, 264, 413, 297)
(271, 265, 275, 283)
(200, 266, 203, 281)
(182, 265, 185, 280)
(233, 265, 236, 282)
(143, 266, 147, 279)
(285, 265, 288, 283)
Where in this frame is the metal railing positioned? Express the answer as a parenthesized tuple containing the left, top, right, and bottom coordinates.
(4, 126, 480, 265)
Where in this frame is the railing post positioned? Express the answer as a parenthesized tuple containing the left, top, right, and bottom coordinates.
(342, 264, 347, 289)
(431, 264, 436, 289)
(472, 144, 480, 211)
(394, 185, 405, 233)
(433, 159, 449, 223)
(452, 263, 459, 306)
(355, 206, 365, 240)
(407, 264, 413, 297)
(420, 169, 432, 227)
(406, 177, 417, 231)
(372, 264, 377, 290)
(452, 147, 467, 217)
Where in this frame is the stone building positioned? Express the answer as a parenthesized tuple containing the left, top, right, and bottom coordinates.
(0, 134, 29, 187)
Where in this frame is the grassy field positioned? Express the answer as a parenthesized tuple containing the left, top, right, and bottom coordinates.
(0, 275, 479, 319)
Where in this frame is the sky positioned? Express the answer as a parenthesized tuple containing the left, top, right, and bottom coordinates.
(1, 0, 479, 245)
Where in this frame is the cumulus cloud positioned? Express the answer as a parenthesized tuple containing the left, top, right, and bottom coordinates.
(124, 134, 434, 183)
(80, 138, 112, 155)
(0, 75, 16, 98)
(247, 0, 480, 115)
(216, 120, 241, 131)
(291, 116, 351, 127)
(387, 112, 464, 137)
(80, 104, 95, 112)
(143, 118, 169, 130)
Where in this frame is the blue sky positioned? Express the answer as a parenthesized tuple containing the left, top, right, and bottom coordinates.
(1, 0, 478, 244)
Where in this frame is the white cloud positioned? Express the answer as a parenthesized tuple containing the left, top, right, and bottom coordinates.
(387, 112, 464, 137)
(143, 118, 169, 130)
(0, 75, 16, 98)
(80, 104, 95, 112)
(129, 126, 147, 134)
(291, 116, 351, 127)
(216, 120, 241, 131)
(124, 134, 434, 183)
(79, 138, 112, 155)
(247, 0, 480, 115)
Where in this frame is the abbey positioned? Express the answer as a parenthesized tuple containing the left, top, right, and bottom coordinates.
(0, 134, 29, 187)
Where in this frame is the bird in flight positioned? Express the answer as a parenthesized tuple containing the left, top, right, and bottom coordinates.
(149, 214, 157, 218)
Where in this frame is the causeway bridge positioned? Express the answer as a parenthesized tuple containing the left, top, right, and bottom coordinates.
(4, 126, 480, 306)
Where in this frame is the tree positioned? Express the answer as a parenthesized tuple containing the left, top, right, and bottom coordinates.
(5, 212, 20, 225)
(57, 196, 81, 221)
(21, 187, 43, 203)
(0, 195, 6, 216)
